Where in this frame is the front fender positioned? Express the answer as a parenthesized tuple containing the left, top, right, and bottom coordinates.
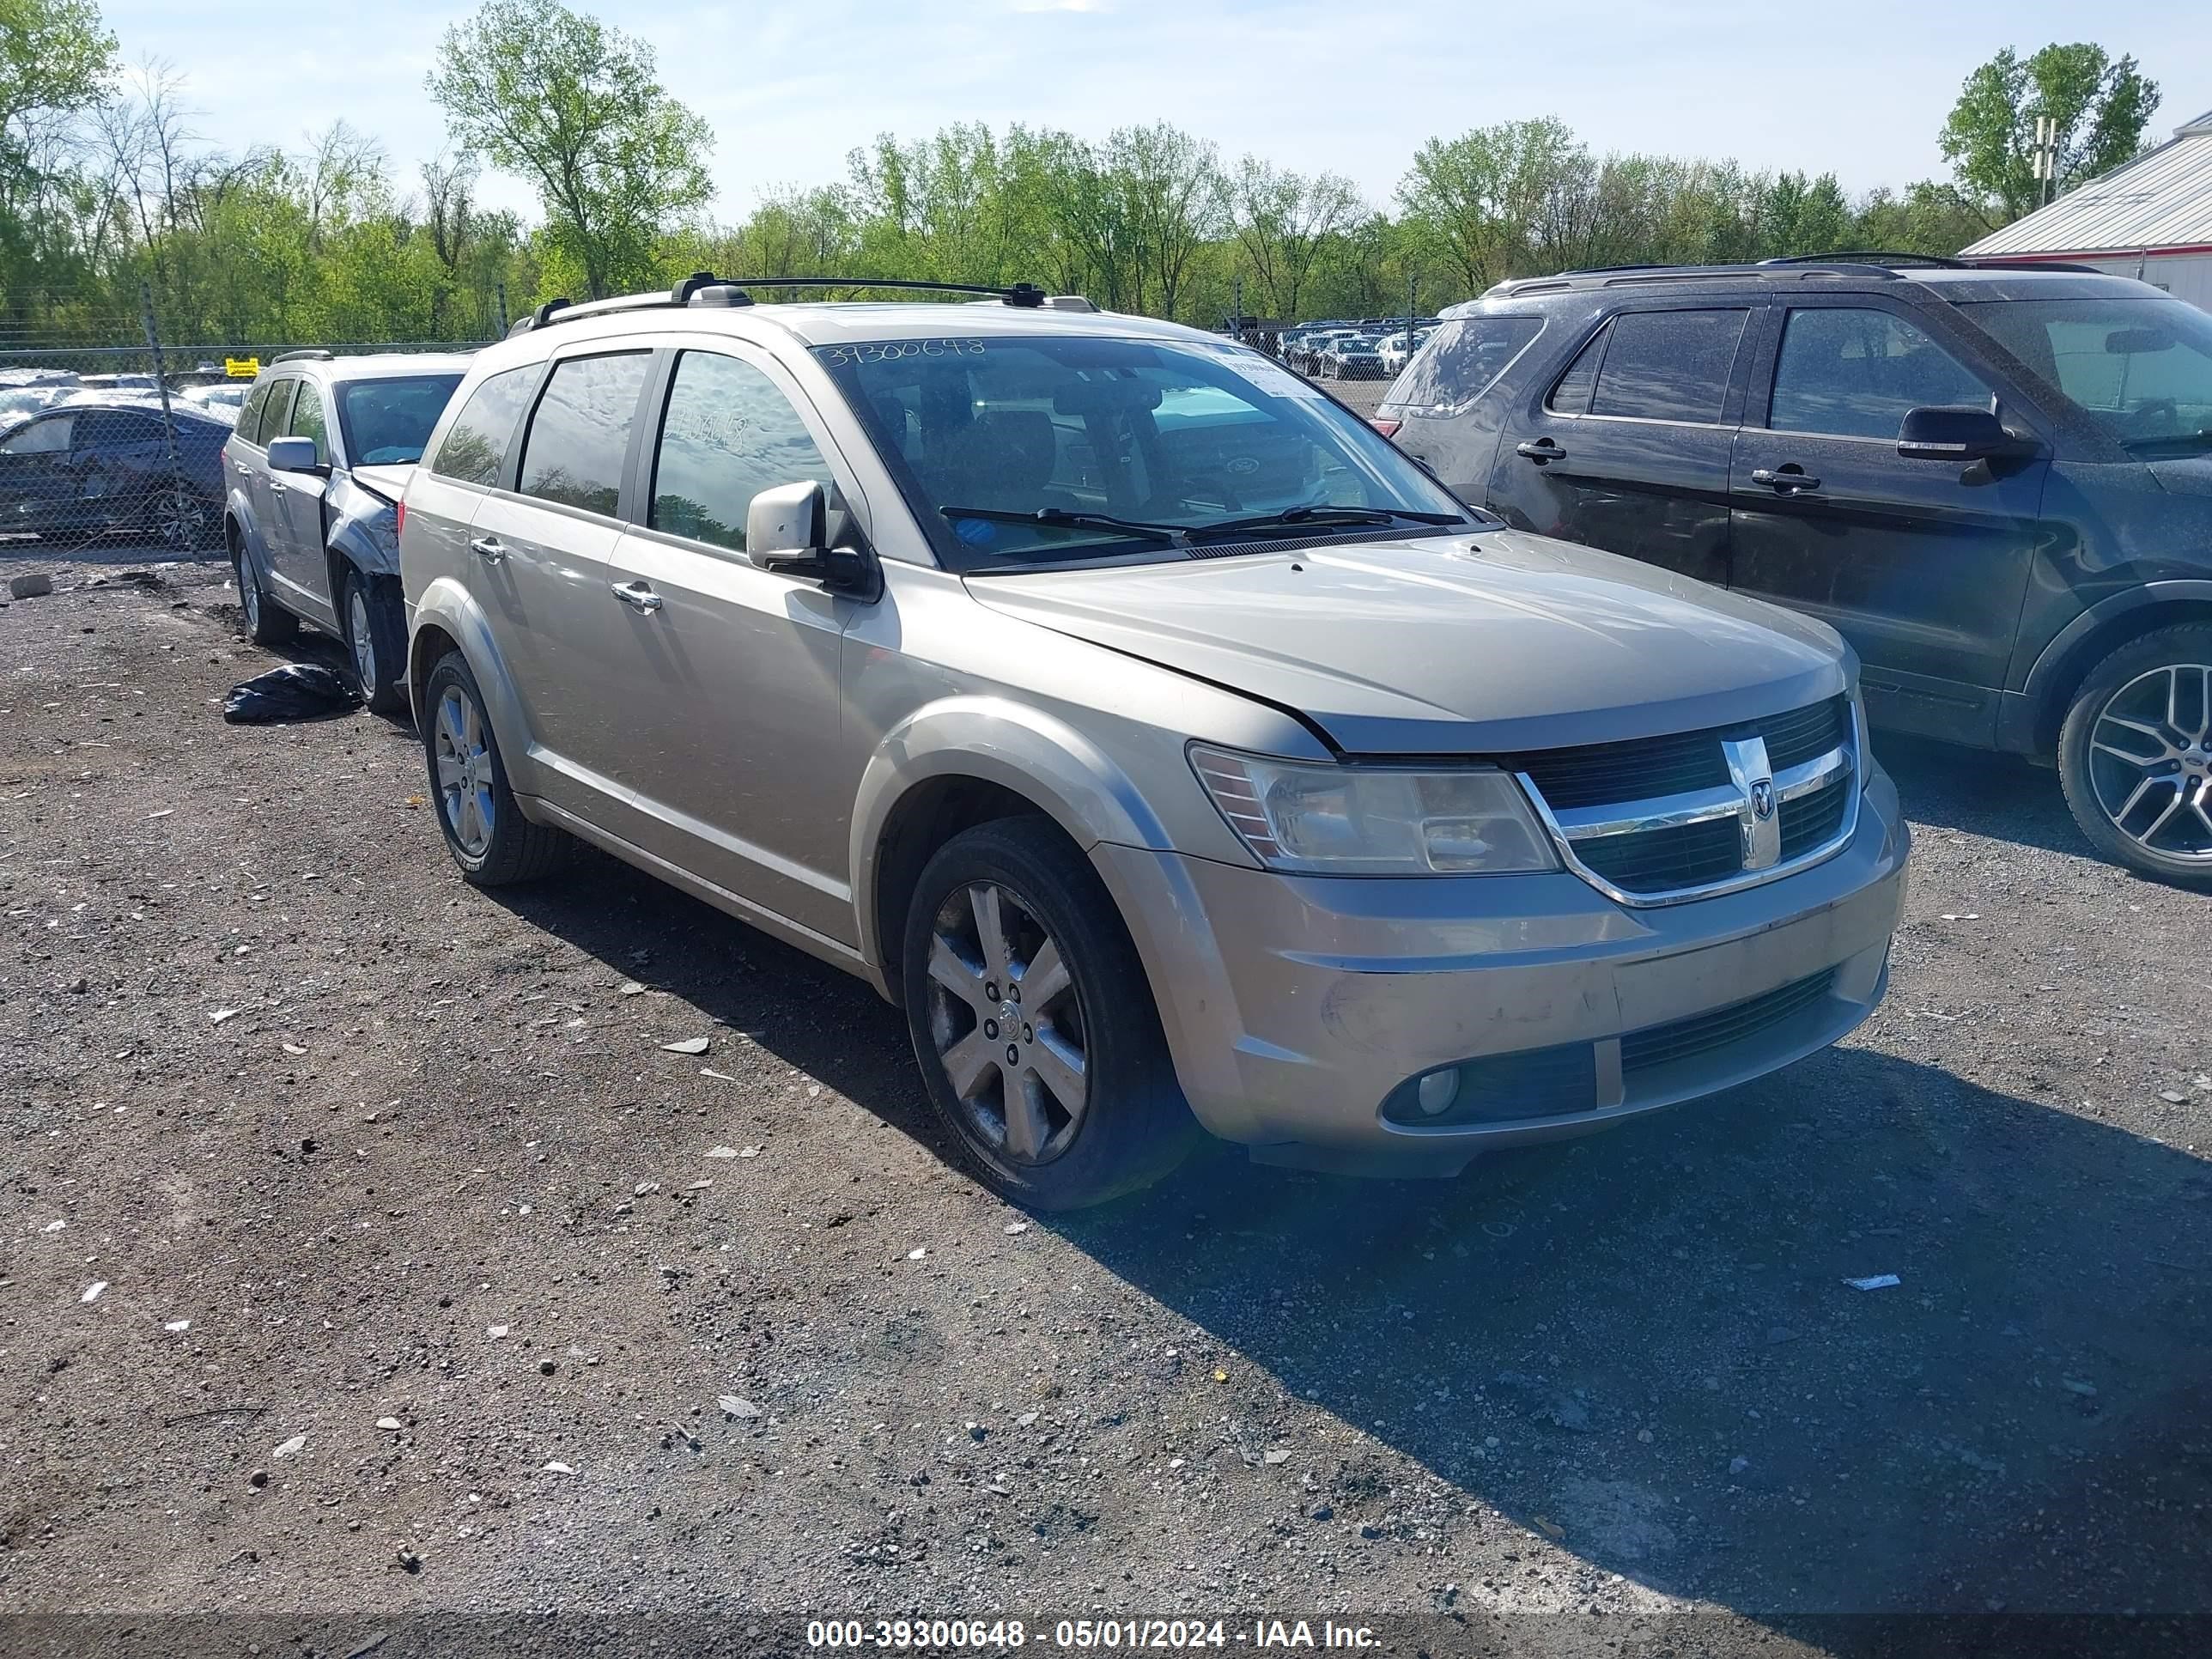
(325, 473, 399, 579)
(406, 574, 544, 801)
(848, 695, 1176, 975)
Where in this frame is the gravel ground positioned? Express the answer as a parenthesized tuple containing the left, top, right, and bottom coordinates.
(3, 550, 2208, 1655)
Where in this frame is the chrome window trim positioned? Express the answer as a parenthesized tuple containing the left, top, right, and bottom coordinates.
(1516, 716, 1861, 908)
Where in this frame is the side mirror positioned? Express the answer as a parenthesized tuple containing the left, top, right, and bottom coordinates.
(1896, 405, 2023, 464)
(746, 480, 878, 599)
(266, 435, 321, 474)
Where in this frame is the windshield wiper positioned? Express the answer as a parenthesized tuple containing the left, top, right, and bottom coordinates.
(939, 505, 1190, 546)
(1186, 504, 1467, 538)
(2122, 428, 2212, 459)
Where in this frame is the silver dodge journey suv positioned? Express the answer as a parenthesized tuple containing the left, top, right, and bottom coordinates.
(398, 273, 1910, 1209)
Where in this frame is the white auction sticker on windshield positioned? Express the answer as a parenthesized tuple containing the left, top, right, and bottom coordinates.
(1203, 344, 1323, 400)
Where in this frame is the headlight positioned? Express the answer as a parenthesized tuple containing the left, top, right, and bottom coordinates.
(1189, 744, 1559, 875)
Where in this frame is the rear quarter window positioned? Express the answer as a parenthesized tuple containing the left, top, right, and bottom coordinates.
(1389, 316, 1542, 413)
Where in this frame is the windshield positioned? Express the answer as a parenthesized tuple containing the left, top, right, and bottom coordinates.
(1960, 295, 2212, 459)
(335, 373, 465, 465)
(813, 333, 1469, 569)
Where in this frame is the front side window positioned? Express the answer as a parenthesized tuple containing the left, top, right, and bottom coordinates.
(813, 334, 1470, 571)
(650, 352, 836, 552)
(0, 413, 71, 455)
(517, 353, 652, 516)
(429, 366, 539, 488)
(1589, 308, 1748, 424)
(337, 374, 465, 465)
(1769, 307, 1989, 440)
(1961, 295, 2212, 459)
(1389, 315, 1541, 413)
(283, 380, 329, 465)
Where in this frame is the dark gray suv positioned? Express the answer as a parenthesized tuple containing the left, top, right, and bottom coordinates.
(1376, 256, 2212, 886)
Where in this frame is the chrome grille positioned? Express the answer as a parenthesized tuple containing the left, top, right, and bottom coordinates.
(1514, 696, 1859, 904)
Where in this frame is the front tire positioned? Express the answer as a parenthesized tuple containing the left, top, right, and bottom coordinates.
(2057, 623, 2212, 890)
(341, 567, 409, 717)
(420, 649, 574, 885)
(901, 817, 1198, 1210)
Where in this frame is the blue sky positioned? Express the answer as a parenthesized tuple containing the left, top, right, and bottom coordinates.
(100, 0, 2212, 222)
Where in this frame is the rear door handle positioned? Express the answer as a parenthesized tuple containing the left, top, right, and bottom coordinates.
(468, 536, 507, 563)
(1750, 466, 1820, 493)
(611, 580, 662, 613)
(1516, 438, 1565, 464)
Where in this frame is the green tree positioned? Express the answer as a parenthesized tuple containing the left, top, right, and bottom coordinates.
(1939, 43, 2160, 229)
(428, 0, 712, 300)
(1396, 118, 1583, 291)
(1231, 159, 1362, 322)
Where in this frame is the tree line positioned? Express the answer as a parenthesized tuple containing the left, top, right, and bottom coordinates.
(0, 0, 2162, 350)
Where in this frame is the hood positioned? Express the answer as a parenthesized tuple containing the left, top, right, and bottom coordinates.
(348, 462, 416, 504)
(2149, 455, 2212, 497)
(967, 531, 1850, 754)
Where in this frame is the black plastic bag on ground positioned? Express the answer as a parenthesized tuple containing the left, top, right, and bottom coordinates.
(223, 662, 361, 724)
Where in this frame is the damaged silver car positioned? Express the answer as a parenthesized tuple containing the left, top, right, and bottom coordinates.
(222, 352, 469, 713)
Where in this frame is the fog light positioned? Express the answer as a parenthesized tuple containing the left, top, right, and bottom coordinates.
(1415, 1068, 1461, 1117)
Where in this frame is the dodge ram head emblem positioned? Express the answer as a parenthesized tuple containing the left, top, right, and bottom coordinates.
(1751, 777, 1775, 820)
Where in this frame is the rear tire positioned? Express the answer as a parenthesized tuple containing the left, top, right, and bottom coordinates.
(901, 817, 1199, 1210)
(2057, 623, 2212, 890)
(420, 649, 574, 885)
(341, 566, 410, 717)
(231, 530, 297, 647)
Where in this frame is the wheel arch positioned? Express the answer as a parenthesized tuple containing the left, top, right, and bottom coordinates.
(2016, 582, 2212, 757)
(405, 576, 538, 793)
(852, 697, 1175, 1000)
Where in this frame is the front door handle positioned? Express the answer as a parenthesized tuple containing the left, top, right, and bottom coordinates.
(468, 536, 507, 563)
(1516, 438, 1565, 464)
(610, 580, 663, 613)
(1750, 466, 1820, 493)
(270, 479, 288, 495)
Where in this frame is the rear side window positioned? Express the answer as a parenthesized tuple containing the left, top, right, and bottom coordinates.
(650, 351, 836, 552)
(1389, 316, 1540, 412)
(0, 413, 71, 454)
(1769, 307, 1990, 440)
(283, 380, 329, 465)
(1547, 325, 1610, 414)
(517, 353, 652, 516)
(429, 366, 538, 487)
(1589, 309, 1748, 424)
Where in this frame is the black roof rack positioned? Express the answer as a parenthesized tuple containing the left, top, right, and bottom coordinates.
(508, 273, 1053, 335)
(1764, 249, 2111, 276)
(1759, 250, 1969, 269)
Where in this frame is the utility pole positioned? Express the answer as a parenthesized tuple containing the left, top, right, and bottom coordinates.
(1407, 271, 1417, 362)
(1231, 273, 1243, 343)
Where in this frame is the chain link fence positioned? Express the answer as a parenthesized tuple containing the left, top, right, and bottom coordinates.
(2, 295, 492, 561)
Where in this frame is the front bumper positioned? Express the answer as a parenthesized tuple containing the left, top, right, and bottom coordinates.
(1094, 763, 1909, 1174)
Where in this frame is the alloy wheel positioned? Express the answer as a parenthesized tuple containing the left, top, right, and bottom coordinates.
(924, 881, 1088, 1164)
(349, 586, 378, 695)
(236, 553, 260, 630)
(433, 685, 496, 857)
(155, 489, 205, 549)
(2087, 662, 2212, 862)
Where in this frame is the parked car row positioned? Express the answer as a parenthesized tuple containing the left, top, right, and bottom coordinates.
(1373, 254, 2212, 887)
(1278, 319, 1439, 380)
(332, 273, 1911, 1212)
